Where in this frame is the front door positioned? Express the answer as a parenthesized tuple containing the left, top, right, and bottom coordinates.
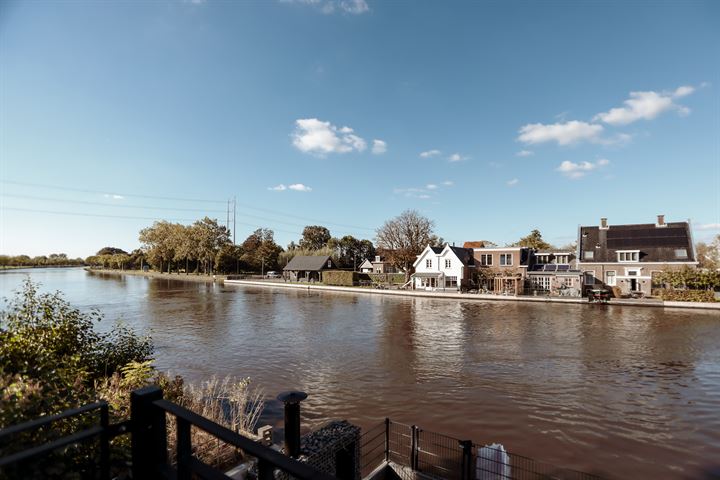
(630, 278, 638, 291)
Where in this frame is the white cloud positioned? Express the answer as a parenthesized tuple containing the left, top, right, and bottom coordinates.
(518, 121, 604, 146)
(103, 194, 124, 200)
(516, 150, 534, 157)
(281, 0, 369, 14)
(288, 183, 313, 192)
(506, 178, 519, 186)
(594, 86, 696, 126)
(268, 184, 287, 191)
(292, 118, 367, 155)
(442, 180, 454, 186)
(557, 158, 610, 179)
(371, 139, 387, 154)
(447, 153, 469, 162)
(426, 184, 438, 190)
(420, 149, 441, 158)
(696, 223, 720, 231)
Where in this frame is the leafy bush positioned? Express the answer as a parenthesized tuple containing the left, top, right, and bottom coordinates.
(323, 270, 358, 286)
(657, 289, 716, 303)
(368, 273, 406, 284)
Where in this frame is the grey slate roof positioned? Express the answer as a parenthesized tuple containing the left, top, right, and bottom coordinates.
(283, 255, 334, 271)
(448, 246, 476, 266)
(578, 221, 695, 263)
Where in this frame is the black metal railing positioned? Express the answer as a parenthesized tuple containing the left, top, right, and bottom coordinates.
(0, 401, 130, 480)
(359, 419, 603, 480)
(131, 386, 335, 480)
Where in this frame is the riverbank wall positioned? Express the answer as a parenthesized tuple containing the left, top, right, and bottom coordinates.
(224, 279, 720, 311)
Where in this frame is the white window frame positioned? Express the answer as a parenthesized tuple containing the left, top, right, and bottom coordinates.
(605, 270, 616, 286)
(531, 276, 551, 290)
(446, 276, 458, 287)
(480, 254, 493, 266)
(617, 250, 639, 262)
(555, 255, 569, 264)
(426, 258, 432, 268)
(445, 259, 451, 269)
(584, 251, 594, 260)
(535, 254, 550, 264)
(500, 254, 513, 266)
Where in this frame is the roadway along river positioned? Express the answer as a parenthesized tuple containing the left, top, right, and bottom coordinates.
(2, 268, 719, 479)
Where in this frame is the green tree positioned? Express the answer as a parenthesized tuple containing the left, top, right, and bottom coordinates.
(696, 235, 720, 270)
(299, 225, 331, 250)
(510, 229, 552, 250)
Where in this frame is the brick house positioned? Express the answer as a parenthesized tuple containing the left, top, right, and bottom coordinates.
(471, 246, 532, 295)
(576, 215, 698, 297)
(527, 251, 581, 296)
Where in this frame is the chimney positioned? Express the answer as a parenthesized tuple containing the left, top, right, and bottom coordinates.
(656, 214, 666, 227)
(600, 217, 609, 230)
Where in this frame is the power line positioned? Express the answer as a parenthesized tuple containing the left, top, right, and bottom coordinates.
(1, 179, 377, 233)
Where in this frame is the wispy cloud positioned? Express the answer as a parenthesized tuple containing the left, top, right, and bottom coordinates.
(103, 194, 124, 200)
(281, 0, 369, 15)
(506, 178, 519, 187)
(518, 121, 604, 146)
(394, 180, 453, 199)
(447, 153, 469, 162)
(594, 85, 697, 126)
(372, 139, 387, 154)
(292, 118, 367, 156)
(426, 184, 438, 190)
(695, 223, 720, 231)
(557, 158, 610, 179)
(442, 180, 454, 186)
(516, 150, 534, 157)
(420, 149, 441, 158)
(269, 183, 312, 192)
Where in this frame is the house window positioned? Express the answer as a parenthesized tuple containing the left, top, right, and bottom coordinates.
(445, 259, 451, 268)
(500, 254, 513, 266)
(561, 277, 574, 287)
(617, 251, 639, 262)
(426, 259, 432, 268)
(675, 249, 688, 259)
(535, 254, 550, 264)
(375, 256, 381, 262)
(626, 269, 639, 276)
(446, 276, 458, 287)
(327, 260, 332, 268)
(605, 271, 616, 286)
(584, 251, 594, 260)
(556, 255, 569, 264)
(479, 254, 492, 266)
(584, 271, 595, 285)
(531, 276, 551, 290)
(375, 269, 381, 273)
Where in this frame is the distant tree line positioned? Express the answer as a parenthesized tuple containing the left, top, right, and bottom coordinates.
(0, 253, 85, 268)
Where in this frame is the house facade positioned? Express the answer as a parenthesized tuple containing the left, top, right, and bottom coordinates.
(411, 244, 475, 291)
(527, 251, 581, 296)
(471, 247, 531, 295)
(576, 215, 698, 297)
(358, 259, 374, 273)
(283, 255, 337, 282)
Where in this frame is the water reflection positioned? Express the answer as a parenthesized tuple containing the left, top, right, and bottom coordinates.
(1, 269, 719, 479)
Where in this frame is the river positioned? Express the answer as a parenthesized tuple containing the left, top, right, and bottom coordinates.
(1, 267, 719, 479)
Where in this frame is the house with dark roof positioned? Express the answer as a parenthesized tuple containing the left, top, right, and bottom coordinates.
(411, 244, 475, 291)
(358, 255, 400, 274)
(527, 251, 581, 296)
(577, 215, 698, 297)
(470, 246, 532, 295)
(283, 255, 337, 282)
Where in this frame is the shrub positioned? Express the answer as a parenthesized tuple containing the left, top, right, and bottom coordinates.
(657, 289, 716, 303)
(323, 270, 357, 286)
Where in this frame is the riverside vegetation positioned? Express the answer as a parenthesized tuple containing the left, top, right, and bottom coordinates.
(0, 280, 263, 478)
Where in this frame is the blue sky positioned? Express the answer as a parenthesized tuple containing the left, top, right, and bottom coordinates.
(1, 0, 719, 258)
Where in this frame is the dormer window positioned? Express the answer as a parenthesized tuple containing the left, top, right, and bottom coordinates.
(535, 254, 550, 264)
(375, 256, 381, 262)
(555, 254, 569, 264)
(617, 251, 639, 262)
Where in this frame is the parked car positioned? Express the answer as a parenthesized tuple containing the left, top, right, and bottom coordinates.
(266, 271, 281, 278)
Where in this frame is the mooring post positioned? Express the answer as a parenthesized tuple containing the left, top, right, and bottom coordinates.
(277, 391, 308, 458)
(131, 386, 167, 480)
(410, 425, 419, 471)
(384, 418, 390, 462)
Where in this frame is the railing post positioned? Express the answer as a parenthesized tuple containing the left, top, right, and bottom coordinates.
(276, 391, 307, 459)
(100, 403, 110, 480)
(257, 458, 275, 480)
(410, 425, 419, 471)
(177, 417, 192, 480)
(460, 440, 473, 480)
(131, 386, 167, 480)
(384, 418, 390, 462)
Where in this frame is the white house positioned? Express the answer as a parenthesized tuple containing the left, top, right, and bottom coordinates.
(411, 244, 475, 291)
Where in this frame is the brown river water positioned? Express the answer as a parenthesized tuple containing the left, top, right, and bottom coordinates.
(1, 268, 719, 479)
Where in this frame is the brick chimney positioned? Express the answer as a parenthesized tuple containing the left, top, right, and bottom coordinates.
(600, 217, 609, 230)
(656, 214, 667, 228)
